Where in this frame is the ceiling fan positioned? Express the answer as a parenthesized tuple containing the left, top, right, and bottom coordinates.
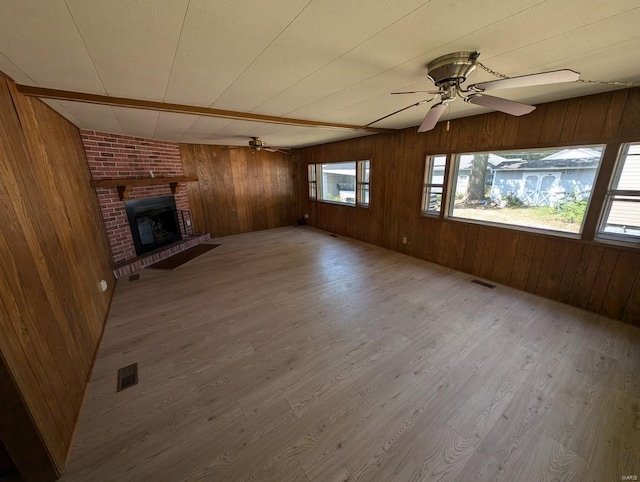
(227, 137, 292, 154)
(367, 51, 582, 132)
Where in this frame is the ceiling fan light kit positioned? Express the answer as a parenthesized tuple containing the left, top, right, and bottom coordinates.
(375, 51, 588, 133)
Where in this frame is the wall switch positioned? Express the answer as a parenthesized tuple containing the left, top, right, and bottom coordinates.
(402, 236, 407, 244)
(186, 219, 191, 226)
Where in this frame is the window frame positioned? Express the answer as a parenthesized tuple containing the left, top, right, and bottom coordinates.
(308, 164, 317, 201)
(356, 160, 370, 208)
(596, 142, 640, 244)
(422, 154, 447, 217)
(445, 144, 606, 238)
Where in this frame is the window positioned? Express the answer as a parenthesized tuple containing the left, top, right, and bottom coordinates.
(422, 155, 446, 215)
(357, 160, 370, 207)
(598, 143, 640, 241)
(319, 160, 370, 206)
(449, 146, 605, 234)
(308, 164, 317, 201)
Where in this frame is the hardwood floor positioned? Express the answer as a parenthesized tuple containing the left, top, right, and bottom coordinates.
(61, 226, 640, 481)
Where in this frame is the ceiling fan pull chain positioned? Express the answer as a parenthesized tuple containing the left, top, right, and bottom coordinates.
(475, 60, 509, 79)
(575, 79, 640, 87)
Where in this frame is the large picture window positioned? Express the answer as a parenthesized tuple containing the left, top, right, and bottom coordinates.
(422, 155, 446, 215)
(449, 146, 604, 234)
(319, 160, 370, 207)
(598, 143, 640, 241)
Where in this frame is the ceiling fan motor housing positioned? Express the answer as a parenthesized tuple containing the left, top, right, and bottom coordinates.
(249, 137, 266, 150)
(427, 51, 479, 87)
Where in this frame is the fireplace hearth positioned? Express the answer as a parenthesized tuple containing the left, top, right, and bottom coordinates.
(124, 196, 182, 256)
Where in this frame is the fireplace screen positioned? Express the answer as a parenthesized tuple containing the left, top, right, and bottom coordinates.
(124, 196, 182, 256)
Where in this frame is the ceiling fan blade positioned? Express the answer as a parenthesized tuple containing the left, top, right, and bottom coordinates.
(469, 69, 580, 92)
(467, 94, 535, 116)
(364, 98, 433, 128)
(391, 90, 443, 95)
(417, 102, 446, 132)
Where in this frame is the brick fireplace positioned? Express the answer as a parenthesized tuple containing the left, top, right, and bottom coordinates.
(81, 130, 192, 264)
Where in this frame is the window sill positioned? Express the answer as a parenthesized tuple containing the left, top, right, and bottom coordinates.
(594, 233, 640, 249)
(317, 199, 356, 207)
(445, 215, 583, 240)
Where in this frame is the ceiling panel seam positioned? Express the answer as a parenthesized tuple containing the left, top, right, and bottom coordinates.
(0, 51, 39, 86)
(62, 0, 109, 97)
(281, 0, 550, 119)
(64, 0, 125, 133)
(206, 0, 313, 109)
(531, 36, 640, 73)
(47, 101, 86, 128)
(252, 0, 435, 116)
(156, 0, 191, 139)
(480, 6, 640, 67)
(178, 0, 313, 138)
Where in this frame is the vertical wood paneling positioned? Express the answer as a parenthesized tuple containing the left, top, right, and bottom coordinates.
(525, 238, 548, 293)
(477, 113, 498, 149)
(180, 145, 298, 237)
(515, 104, 546, 146)
(419, 217, 441, 264)
(0, 77, 114, 478)
(573, 93, 611, 140)
(586, 248, 620, 314)
(381, 133, 406, 250)
(602, 90, 629, 138)
(461, 224, 479, 274)
(491, 231, 519, 285)
(479, 229, 499, 280)
(534, 238, 570, 299)
(454, 117, 477, 151)
(556, 243, 585, 304)
(623, 272, 640, 324)
(299, 87, 640, 323)
(0, 359, 58, 482)
(601, 251, 640, 320)
(509, 234, 537, 290)
(539, 100, 569, 145)
(617, 88, 640, 139)
(500, 115, 519, 147)
(437, 222, 467, 270)
(569, 246, 605, 309)
(472, 228, 487, 276)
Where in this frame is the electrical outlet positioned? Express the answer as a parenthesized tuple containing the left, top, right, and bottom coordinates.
(402, 236, 407, 244)
(186, 219, 191, 226)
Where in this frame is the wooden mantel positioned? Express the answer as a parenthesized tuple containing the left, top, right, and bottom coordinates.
(90, 176, 198, 200)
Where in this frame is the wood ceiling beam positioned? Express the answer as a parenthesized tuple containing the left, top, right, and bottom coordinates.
(15, 85, 393, 133)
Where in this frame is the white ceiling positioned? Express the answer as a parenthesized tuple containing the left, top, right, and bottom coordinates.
(0, 0, 638, 148)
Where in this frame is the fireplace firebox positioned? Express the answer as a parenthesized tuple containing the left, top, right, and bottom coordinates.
(124, 196, 182, 256)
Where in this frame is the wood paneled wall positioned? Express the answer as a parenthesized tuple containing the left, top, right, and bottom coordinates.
(180, 144, 299, 237)
(0, 76, 114, 480)
(299, 88, 640, 324)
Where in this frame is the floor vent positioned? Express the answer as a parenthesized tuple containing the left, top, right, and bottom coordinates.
(129, 274, 140, 281)
(471, 279, 496, 289)
(330, 234, 339, 238)
(117, 363, 138, 392)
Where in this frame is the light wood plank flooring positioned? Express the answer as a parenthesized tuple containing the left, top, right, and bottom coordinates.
(61, 226, 640, 481)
